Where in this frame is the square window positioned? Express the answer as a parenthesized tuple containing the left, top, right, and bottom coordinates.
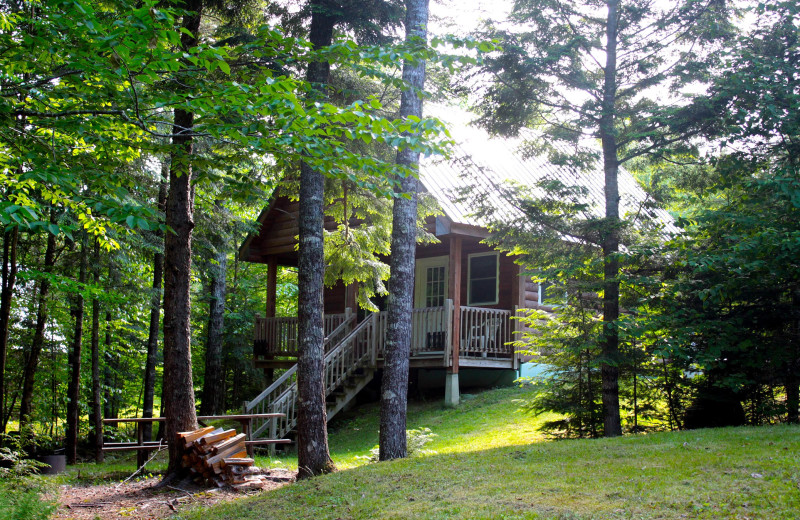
(468, 253, 498, 305)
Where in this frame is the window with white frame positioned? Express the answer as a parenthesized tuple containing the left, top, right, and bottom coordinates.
(424, 265, 446, 307)
(537, 281, 552, 306)
(467, 253, 499, 305)
(537, 281, 565, 307)
(414, 256, 448, 308)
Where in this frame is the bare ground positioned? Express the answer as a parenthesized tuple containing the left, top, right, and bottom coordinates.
(52, 469, 296, 520)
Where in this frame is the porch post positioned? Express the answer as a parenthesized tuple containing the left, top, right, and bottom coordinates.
(264, 256, 278, 384)
(345, 282, 358, 317)
(511, 263, 526, 371)
(265, 256, 278, 319)
(446, 236, 462, 407)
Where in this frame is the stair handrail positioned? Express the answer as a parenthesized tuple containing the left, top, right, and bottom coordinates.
(246, 312, 356, 413)
(323, 314, 376, 392)
(250, 314, 377, 439)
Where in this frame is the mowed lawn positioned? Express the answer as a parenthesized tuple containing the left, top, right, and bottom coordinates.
(180, 387, 800, 520)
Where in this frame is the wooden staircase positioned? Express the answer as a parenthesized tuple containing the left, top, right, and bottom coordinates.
(245, 313, 380, 441)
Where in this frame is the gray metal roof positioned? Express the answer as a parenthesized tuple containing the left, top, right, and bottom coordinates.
(419, 118, 678, 238)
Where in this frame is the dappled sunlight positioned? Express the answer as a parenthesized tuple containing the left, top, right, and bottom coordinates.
(181, 425, 800, 520)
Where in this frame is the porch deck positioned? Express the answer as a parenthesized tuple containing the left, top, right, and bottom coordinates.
(252, 302, 519, 371)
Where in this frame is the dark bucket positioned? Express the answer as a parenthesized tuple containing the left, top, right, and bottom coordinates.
(36, 454, 66, 475)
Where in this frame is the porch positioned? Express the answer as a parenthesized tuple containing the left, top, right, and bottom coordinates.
(253, 302, 519, 371)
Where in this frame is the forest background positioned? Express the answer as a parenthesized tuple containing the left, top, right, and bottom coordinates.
(0, 0, 798, 467)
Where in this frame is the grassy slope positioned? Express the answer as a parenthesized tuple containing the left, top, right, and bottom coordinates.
(180, 387, 800, 520)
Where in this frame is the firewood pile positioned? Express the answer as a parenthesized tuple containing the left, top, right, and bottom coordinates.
(178, 426, 286, 491)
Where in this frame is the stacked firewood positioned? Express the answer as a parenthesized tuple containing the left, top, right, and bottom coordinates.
(178, 426, 272, 490)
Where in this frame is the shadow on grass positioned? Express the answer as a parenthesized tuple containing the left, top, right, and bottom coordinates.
(178, 424, 800, 520)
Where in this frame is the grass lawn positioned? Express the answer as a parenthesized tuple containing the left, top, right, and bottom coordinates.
(171, 386, 800, 520)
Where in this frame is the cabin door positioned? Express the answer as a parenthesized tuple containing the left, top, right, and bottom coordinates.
(414, 256, 449, 309)
(413, 256, 449, 353)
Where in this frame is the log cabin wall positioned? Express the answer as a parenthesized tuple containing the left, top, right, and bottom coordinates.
(416, 237, 518, 311)
(523, 278, 540, 309)
(241, 196, 341, 266)
(323, 281, 348, 315)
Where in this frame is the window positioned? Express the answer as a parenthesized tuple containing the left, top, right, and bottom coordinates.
(537, 282, 553, 306)
(425, 265, 446, 307)
(468, 253, 499, 305)
(414, 256, 448, 308)
(537, 281, 565, 307)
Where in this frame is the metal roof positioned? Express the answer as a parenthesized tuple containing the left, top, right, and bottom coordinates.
(419, 118, 678, 238)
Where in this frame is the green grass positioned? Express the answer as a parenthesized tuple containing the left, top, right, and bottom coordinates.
(251, 386, 552, 471)
(179, 386, 800, 520)
(23, 387, 799, 519)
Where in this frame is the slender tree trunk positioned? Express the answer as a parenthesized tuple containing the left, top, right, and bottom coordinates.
(379, 0, 429, 461)
(90, 240, 103, 462)
(200, 242, 227, 415)
(296, 1, 336, 479)
(19, 217, 57, 430)
(142, 170, 167, 444)
(162, 2, 203, 478)
(787, 287, 800, 424)
(0, 227, 19, 433)
(103, 309, 115, 420)
(66, 235, 88, 464)
(598, 0, 623, 438)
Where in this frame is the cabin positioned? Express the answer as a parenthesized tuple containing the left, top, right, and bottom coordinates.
(239, 120, 673, 441)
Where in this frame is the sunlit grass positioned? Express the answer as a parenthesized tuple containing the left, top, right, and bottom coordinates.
(184, 422, 800, 520)
(253, 385, 547, 470)
(37, 385, 800, 519)
(179, 386, 800, 520)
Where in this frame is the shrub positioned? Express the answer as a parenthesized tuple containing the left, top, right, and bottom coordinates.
(362, 427, 437, 462)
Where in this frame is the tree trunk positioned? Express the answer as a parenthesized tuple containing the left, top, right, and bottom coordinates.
(296, 1, 336, 479)
(19, 216, 57, 430)
(66, 235, 88, 464)
(200, 242, 227, 415)
(379, 0, 429, 461)
(0, 227, 18, 433)
(142, 170, 167, 445)
(787, 287, 800, 424)
(103, 309, 115, 420)
(598, 0, 623, 438)
(90, 240, 103, 462)
(162, 2, 203, 478)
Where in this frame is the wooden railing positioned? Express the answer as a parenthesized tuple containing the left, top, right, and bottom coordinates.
(254, 311, 351, 358)
(246, 302, 521, 440)
(459, 306, 513, 358)
(246, 312, 365, 440)
(370, 303, 454, 361)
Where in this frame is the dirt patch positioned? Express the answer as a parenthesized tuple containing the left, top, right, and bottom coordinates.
(53, 469, 295, 520)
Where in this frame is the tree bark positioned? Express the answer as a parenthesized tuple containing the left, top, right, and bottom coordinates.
(296, 0, 336, 479)
(142, 169, 167, 445)
(379, 0, 429, 461)
(103, 311, 115, 420)
(90, 240, 103, 462)
(66, 234, 88, 464)
(598, 0, 623, 438)
(0, 227, 18, 433)
(200, 239, 227, 416)
(161, 0, 203, 478)
(787, 287, 800, 424)
(19, 215, 57, 430)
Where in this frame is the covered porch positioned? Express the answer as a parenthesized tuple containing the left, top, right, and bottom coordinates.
(253, 302, 519, 370)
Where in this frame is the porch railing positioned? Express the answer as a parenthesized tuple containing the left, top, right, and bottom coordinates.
(254, 310, 351, 358)
(372, 302, 454, 362)
(459, 306, 514, 358)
